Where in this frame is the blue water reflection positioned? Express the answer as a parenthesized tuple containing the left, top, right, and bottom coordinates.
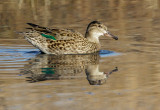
(0, 48, 120, 62)
(0, 46, 120, 74)
(99, 50, 120, 57)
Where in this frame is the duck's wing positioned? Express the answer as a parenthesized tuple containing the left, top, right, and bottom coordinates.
(26, 23, 84, 40)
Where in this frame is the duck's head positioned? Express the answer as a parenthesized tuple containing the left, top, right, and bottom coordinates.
(85, 21, 118, 41)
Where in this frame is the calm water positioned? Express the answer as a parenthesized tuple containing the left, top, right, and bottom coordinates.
(1, 0, 160, 110)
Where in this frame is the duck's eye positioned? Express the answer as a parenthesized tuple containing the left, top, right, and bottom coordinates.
(98, 25, 102, 28)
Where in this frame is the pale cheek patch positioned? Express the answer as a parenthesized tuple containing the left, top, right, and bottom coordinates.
(93, 32, 104, 37)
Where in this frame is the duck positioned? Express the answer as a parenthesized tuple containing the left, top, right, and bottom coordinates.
(20, 21, 118, 55)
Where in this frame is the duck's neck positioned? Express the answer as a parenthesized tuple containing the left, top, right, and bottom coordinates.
(85, 32, 100, 44)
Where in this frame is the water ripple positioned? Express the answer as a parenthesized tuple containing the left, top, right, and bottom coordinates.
(0, 45, 39, 73)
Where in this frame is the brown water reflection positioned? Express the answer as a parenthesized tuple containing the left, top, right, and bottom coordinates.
(21, 54, 118, 85)
(1, 0, 160, 110)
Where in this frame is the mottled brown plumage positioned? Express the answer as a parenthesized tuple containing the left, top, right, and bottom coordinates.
(20, 21, 118, 55)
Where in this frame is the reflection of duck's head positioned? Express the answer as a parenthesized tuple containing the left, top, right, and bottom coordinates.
(86, 65, 118, 85)
(86, 65, 107, 85)
(87, 75, 107, 85)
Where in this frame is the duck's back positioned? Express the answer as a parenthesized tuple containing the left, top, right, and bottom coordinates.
(26, 23, 84, 40)
(22, 23, 100, 55)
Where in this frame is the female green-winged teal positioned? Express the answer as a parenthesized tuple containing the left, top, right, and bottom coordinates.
(20, 21, 118, 55)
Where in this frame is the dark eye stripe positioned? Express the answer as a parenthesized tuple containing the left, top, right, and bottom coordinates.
(98, 25, 102, 28)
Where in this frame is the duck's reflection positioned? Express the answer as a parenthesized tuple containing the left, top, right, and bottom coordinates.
(86, 65, 118, 85)
(21, 53, 118, 85)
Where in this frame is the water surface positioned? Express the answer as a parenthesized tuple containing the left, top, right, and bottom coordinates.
(0, 0, 160, 110)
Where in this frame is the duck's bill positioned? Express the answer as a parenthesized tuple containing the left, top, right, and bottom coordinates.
(104, 31, 118, 40)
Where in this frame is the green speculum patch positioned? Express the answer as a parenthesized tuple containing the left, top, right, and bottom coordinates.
(41, 68, 55, 74)
(41, 33, 56, 40)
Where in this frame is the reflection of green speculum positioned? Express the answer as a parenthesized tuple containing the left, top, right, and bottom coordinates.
(41, 68, 55, 74)
(41, 33, 56, 40)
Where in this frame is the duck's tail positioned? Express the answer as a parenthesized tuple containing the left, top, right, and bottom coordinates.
(22, 31, 49, 53)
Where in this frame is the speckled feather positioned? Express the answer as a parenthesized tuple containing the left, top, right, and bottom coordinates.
(20, 21, 118, 55)
(26, 23, 83, 40)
